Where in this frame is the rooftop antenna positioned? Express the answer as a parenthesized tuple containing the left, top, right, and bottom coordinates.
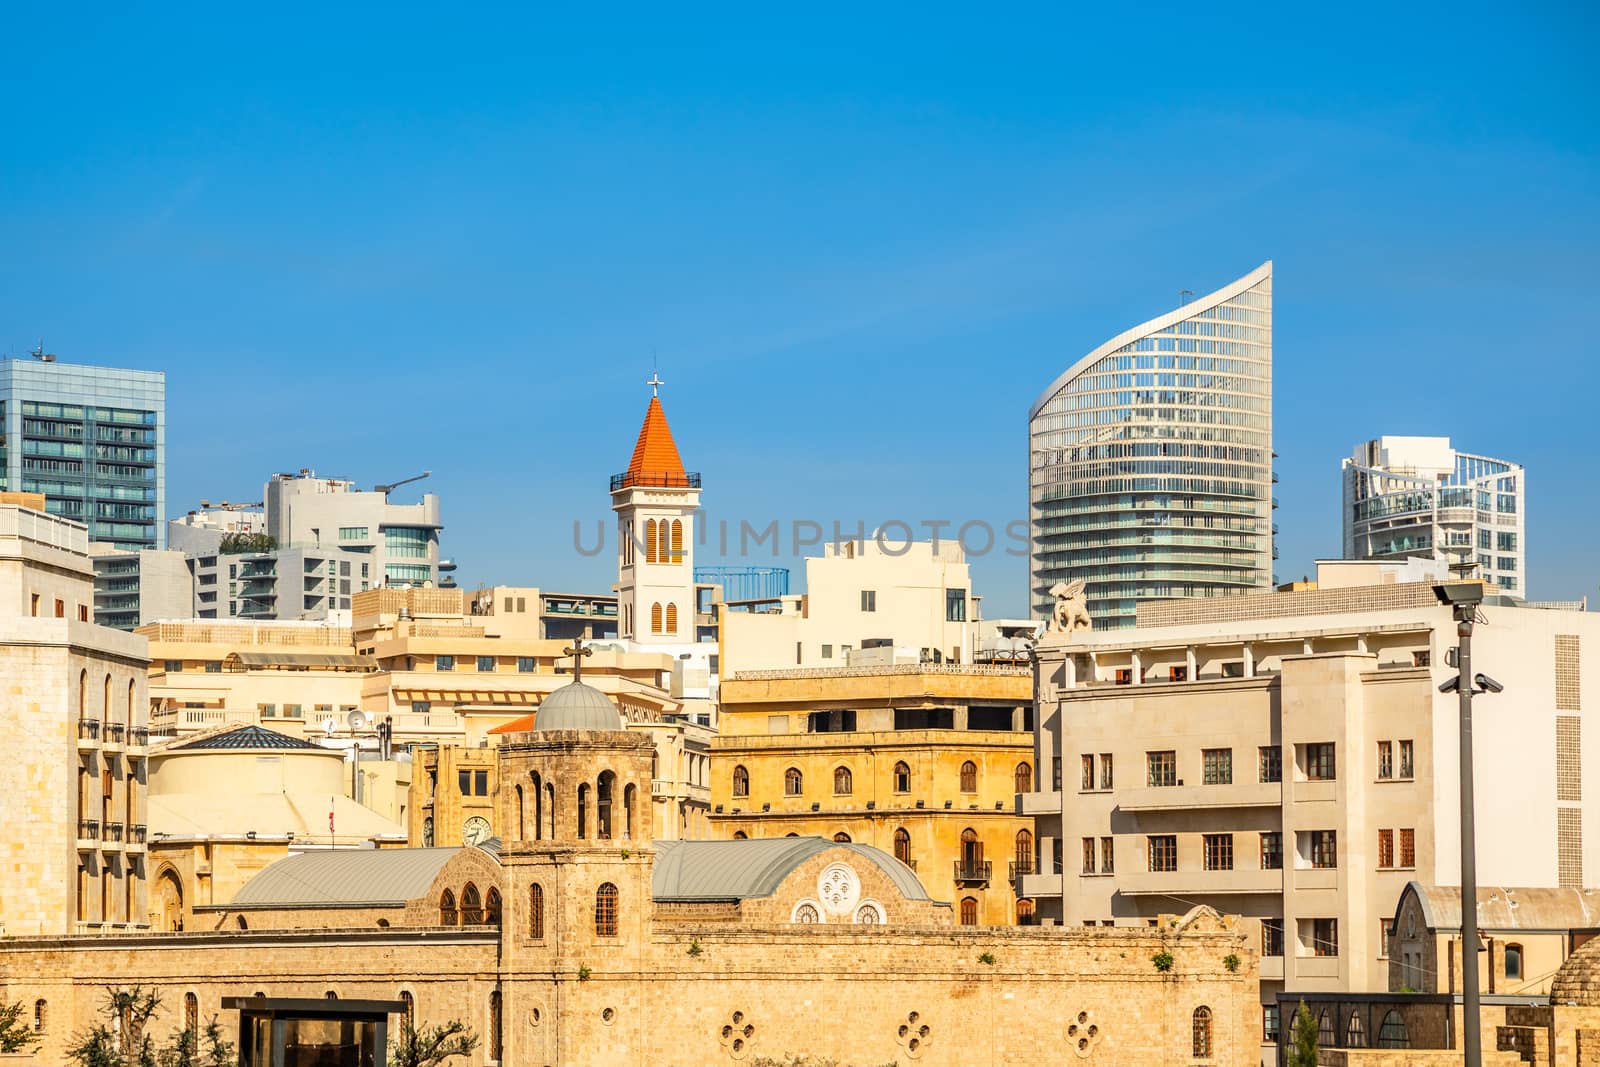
(1178, 289, 1194, 306)
(29, 339, 57, 362)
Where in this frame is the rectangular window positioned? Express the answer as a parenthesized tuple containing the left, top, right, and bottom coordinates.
(1202, 748, 1232, 785)
(1147, 835, 1177, 872)
(1081, 838, 1096, 874)
(474, 770, 488, 796)
(1051, 756, 1062, 791)
(338, 526, 369, 540)
(1303, 742, 1336, 781)
(205, 660, 222, 673)
(1203, 833, 1234, 871)
(458, 770, 471, 795)
(1497, 531, 1518, 552)
(1099, 753, 1113, 790)
(1101, 837, 1114, 874)
(860, 590, 876, 612)
(1399, 828, 1415, 868)
(821, 644, 832, 659)
(164, 660, 183, 673)
(476, 656, 496, 672)
(1399, 740, 1414, 779)
(1309, 830, 1338, 869)
(945, 589, 967, 623)
(1146, 750, 1176, 787)
(1260, 832, 1282, 870)
(411, 701, 430, 714)
(1262, 918, 1284, 957)
(1377, 741, 1393, 780)
(436, 655, 455, 672)
(1313, 918, 1339, 957)
(1378, 829, 1395, 868)
(283, 704, 302, 719)
(1081, 754, 1095, 791)
(1222, 661, 1244, 679)
(1263, 1005, 1281, 1044)
(1259, 746, 1282, 783)
(257, 703, 276, 718)
(517, 657, 536, 673)
(1412, 649, 1431, 667)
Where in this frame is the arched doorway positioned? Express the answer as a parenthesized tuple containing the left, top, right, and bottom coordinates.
(155, 868, 184, 932)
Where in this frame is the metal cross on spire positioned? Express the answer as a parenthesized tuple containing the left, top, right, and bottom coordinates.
(562, 634, 594, 682)
(646, 372, 664, 397)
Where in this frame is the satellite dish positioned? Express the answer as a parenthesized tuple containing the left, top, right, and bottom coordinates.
(322, 717, 337, 736)
(347, 710, 369, 732)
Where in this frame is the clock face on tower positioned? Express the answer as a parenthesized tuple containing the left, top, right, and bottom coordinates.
(462, 816, 492, 846)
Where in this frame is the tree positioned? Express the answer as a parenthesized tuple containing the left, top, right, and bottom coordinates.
(218, 533, 276, 555)
(388, 1019, 479, 1067)
(1289, 999, 1319, 1067)
(65, 989, 236, 1067)
(0, 999, 41, 1054)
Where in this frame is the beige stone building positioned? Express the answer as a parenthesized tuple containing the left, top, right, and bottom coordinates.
(712, 664, 1035, 926)
(1022, 559, 1600, 1063)
(0, 676, 1259, 1066)
(0, 493, 150, 936)
(718, 538, 984, 674)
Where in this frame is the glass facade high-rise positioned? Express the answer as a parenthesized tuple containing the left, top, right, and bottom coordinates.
(0, 356, 166, 549)
(1029, 262, 1275, 630)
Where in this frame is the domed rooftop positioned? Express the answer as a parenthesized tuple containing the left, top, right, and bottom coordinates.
(534, 679, 624, 732)
(1552, 935, 1600, 1005)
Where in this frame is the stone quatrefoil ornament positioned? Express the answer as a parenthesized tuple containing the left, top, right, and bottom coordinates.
(1067, 1009, 1103, 1058)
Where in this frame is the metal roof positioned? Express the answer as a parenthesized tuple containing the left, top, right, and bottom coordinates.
(225, 651, 378, 671)
(533, 680, 623, 731)
(651, 838, 930, 903)
(1401, 880, 1600, 932)
(169, 724, 326, 751)
(231, 848, 463, 907)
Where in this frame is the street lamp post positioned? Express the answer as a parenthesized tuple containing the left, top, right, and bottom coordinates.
(1433, 580, 1505, 1067)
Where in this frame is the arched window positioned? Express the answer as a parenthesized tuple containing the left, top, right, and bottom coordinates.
(1016, 899, 1035, 925)
(833, 766, 853, 795)
(623, 782, 636, 839)
(960, 761, 978, 792)
(623, 521, 633, 566)
(324, 991, 338, 1000)
(732, 765, 750, 797)
(665, 602, 678, 634)
(484, 887, 502, 925)
(1014, 762, 1032, 794)
(670, 519, 684, 563)
(127, 679, 137, 725)
(529, 883, 545, 939)
(597, 771, 615, 839)
(1317, 1010, 1335, 1048)
(399, 991, 414, 1028)
(103, 674, 112, 723)
(960, 897, 978, 926)
(1377, 1010, 1408, 1048)
(657, 520, 671, 564)
(33, 1000, 45, 1033)
(546, 782, 557, 840)
(644, 519, 658, 563)
(960, 827, 983, 870)
(577, 783, 590, 838)
(733, 830, 748, 840)
(515, 785, 525, 840)
(893, 828, 911, 866)
(1505, 942, 1524, 982)
(893, 761, 911, 793)
(1015, 829, 1034, 874)
(488, 990, 503, 1062)
(236, 916, 248, 930)
(78, 670, 87, 722)
(460, 884, 482, 924)
(1346, 1011, 1366, 1048)
(785, 767, 803, 796)
(184, 993, 199, 1034)
(833, 832, 851, 843)
(595, 883, 619, 937)
(650, 603, 663, 634)
(1192, 1006, 1212, 1058)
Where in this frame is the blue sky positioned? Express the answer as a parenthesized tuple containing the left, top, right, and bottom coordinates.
(3, 4, 1595, 614)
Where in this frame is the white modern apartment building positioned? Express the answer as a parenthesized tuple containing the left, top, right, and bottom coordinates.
(1029, 262, 1276, 630)
(1342, 435, 1526, 596)
(1017, 560, 1597, 1062)
(716, 538, 984, 674)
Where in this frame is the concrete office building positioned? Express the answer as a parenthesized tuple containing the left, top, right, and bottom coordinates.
(1343, 435, 1527, 596)
(89, 544, 193, 630)
(1019, 560, 1598, 1064)
(0, 353, 165, 549)
(1029, 262, 1275, 630)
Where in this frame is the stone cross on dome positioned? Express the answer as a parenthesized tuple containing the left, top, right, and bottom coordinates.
(562, 635, 594, 682)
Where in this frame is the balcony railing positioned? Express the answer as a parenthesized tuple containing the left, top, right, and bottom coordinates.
(1009, 859, 1035, 884)
(953, 860, 992, 885)
(105, 822, 124, 842)
(105, 723, 126, 744)
(77, 819, 100, 841)
(127, 824, 147, 844)
(129, 727, 149, 747)
(609, 471, 702, 492)
(78, 719, 101, 740)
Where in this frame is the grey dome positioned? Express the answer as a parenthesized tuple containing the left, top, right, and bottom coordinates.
(534, 680, 623, 731)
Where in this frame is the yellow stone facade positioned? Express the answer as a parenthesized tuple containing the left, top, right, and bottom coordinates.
(712, 665, 1036, 926)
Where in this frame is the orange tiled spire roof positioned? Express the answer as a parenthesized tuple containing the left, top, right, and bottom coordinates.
(617, 371, 694, 489)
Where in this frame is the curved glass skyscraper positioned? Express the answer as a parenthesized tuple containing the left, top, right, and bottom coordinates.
(1029, 262, 1275, 630)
